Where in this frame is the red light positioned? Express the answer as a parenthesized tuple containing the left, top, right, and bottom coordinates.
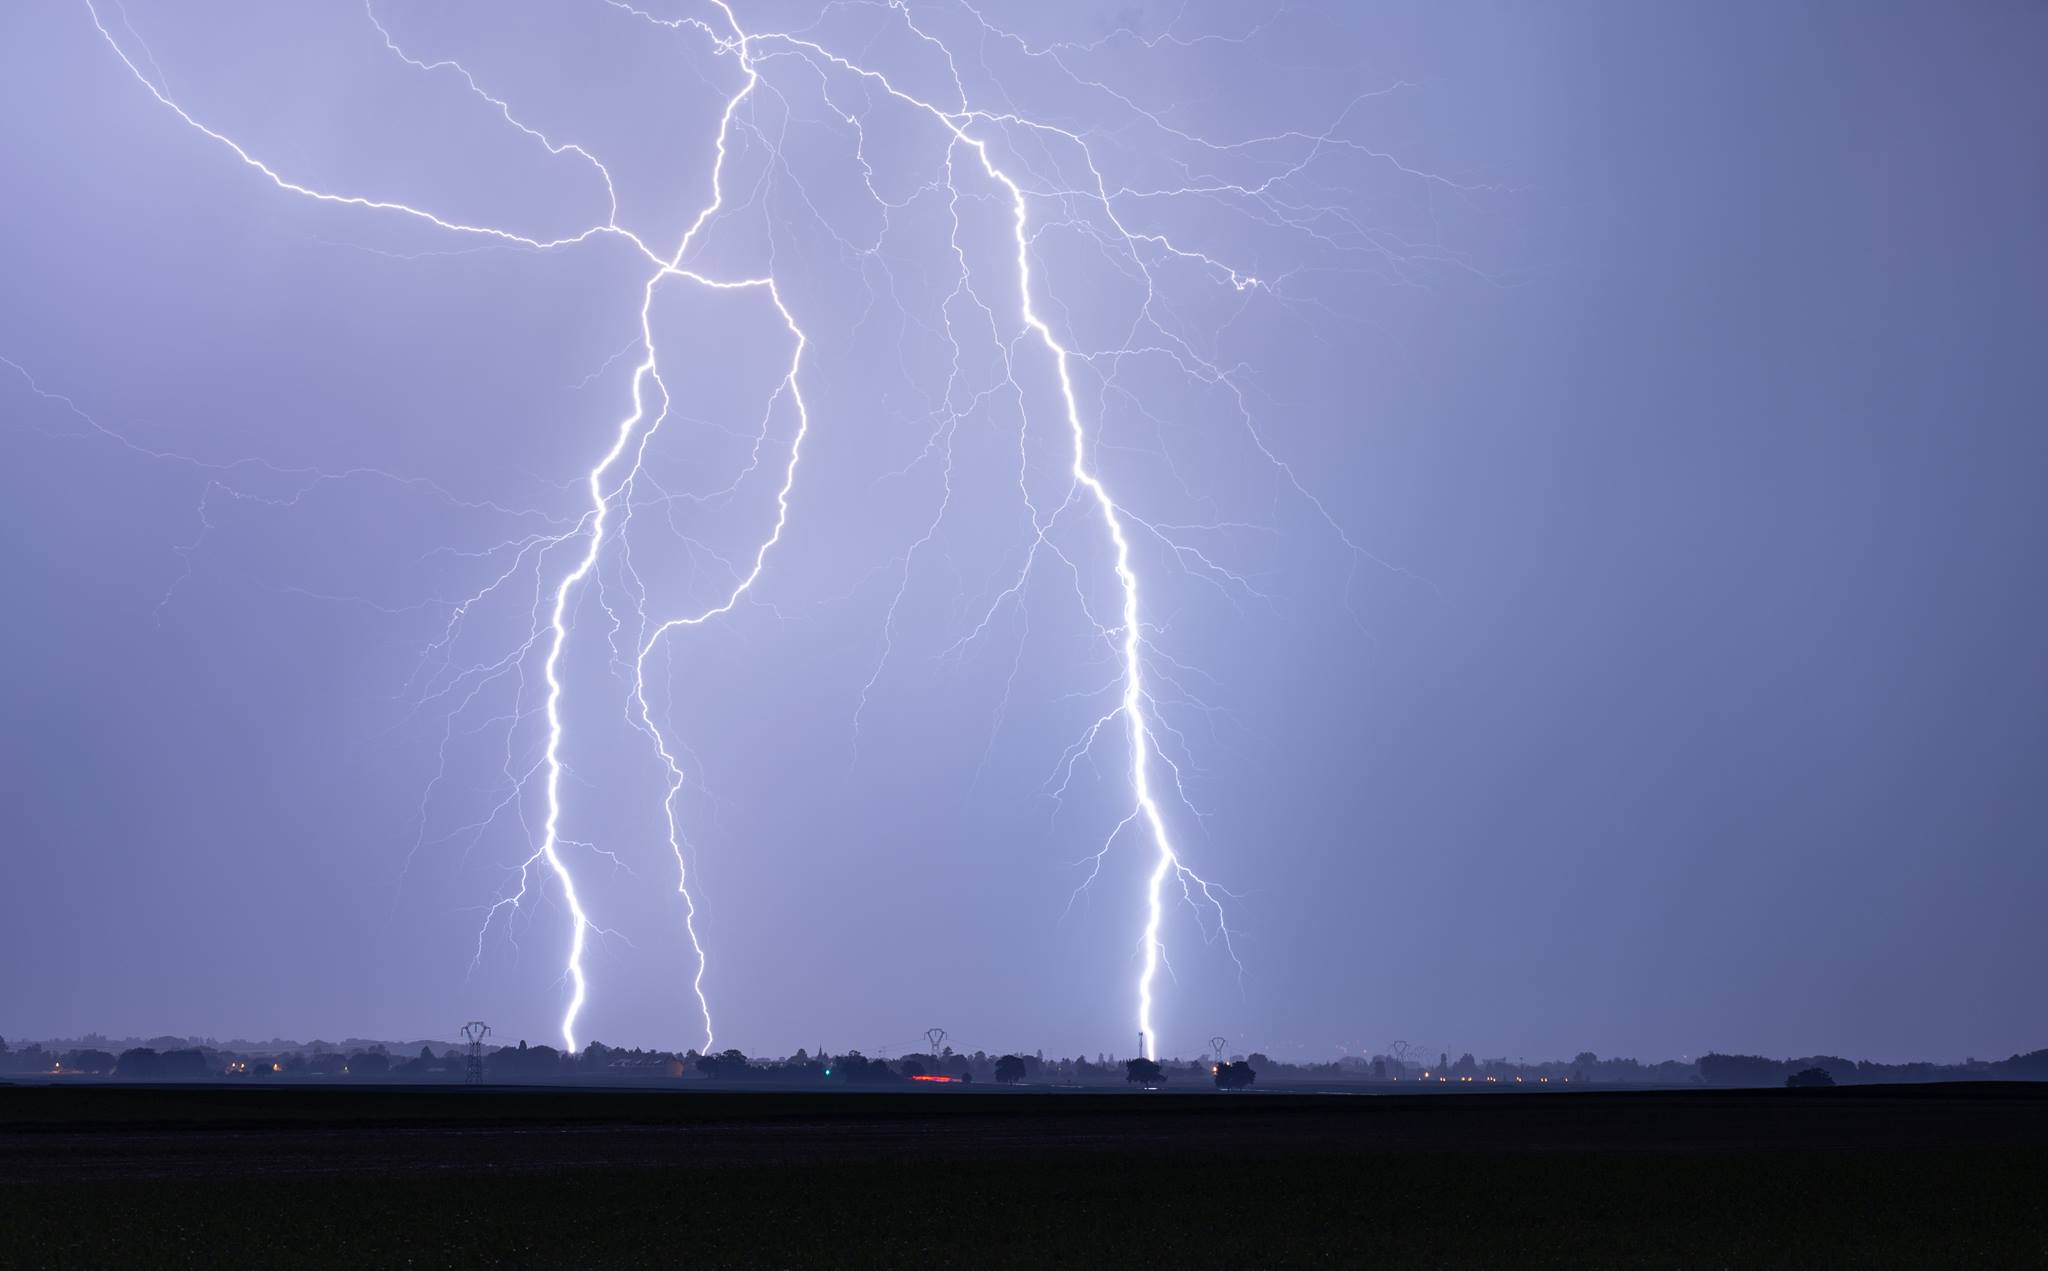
(909, 1074, 957, 1083)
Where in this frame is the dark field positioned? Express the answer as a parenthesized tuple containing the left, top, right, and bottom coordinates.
(3, 1082, 2045, 1268)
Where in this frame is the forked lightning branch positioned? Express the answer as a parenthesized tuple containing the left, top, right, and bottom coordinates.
(76, 0, 1442, 1058)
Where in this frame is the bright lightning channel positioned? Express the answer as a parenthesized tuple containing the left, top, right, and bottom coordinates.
(76, 0, 1447, 1060)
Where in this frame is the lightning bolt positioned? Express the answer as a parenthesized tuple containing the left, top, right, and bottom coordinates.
(71, 0, 1468, 1059)
(735, 8, 1253, 1060)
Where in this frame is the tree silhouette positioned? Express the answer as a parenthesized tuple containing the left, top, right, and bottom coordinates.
(1701, 1053, 1790, 1086)
(994, 1054, 1026, 1084)
(1125, 1057, 1165, 1086)
(115, 1047, 209, 1079)
(823, 1051, 901, 1084)
(1215, 1060, 1257, 1090)
(695, 1049, 751, 1079)
(1786, 1066, 1836, 1088)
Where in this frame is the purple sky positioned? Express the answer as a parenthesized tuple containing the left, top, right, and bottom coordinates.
(2, 0, 2042, 1064)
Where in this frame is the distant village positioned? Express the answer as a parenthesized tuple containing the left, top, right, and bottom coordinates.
(4, 1033, 2044, 1089)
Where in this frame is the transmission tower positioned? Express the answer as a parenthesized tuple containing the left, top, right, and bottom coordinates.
(461, 1020, 491, 1085)
(1209, 1035, 1228, 1063)
(923, 1027, 948, 1063)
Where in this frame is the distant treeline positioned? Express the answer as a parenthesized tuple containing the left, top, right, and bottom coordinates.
(0, 1038, 1252, 1090)
(3, 1034, 2044, 1089)
(1697, 1050, 2048, 1087)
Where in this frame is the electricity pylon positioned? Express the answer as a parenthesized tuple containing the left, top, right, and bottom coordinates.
(461, 1021, 491, 1085)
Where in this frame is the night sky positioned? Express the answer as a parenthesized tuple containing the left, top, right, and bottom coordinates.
(2, 0, 2042, 1064)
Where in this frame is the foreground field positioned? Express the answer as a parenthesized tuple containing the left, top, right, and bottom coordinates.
(3, 1083, 2044, 1266)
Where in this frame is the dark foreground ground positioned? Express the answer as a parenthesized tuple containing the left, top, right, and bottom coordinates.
(3, 1082, 2045, 1268)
